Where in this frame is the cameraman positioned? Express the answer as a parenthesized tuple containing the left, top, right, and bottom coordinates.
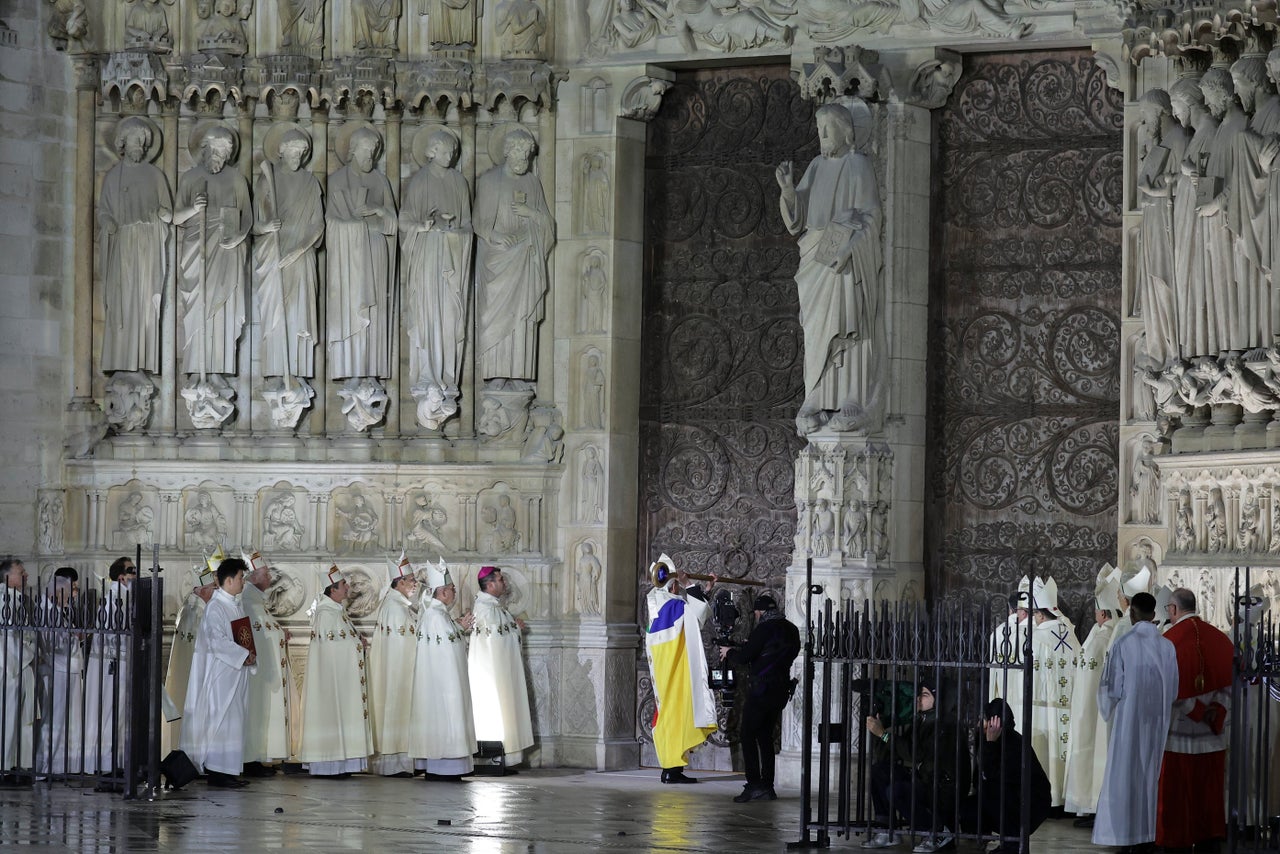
(718, 594, 800, 803)
(862, 680, 969, 852)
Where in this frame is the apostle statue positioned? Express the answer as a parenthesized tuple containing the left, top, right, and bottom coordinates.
(424, 0, 474, 46)
(777, 101, 884, 435)
(327, 125, 397, 427)
(368, 556, 419, 776)
(98, 117, 172, 380)
(409, 560, 476, 777)
(496, 0, 545, 58)
(254, 124, 323, 429)
(353, 0, 401, 50)
(468, 566, 534, 767)
(298, 565, 373, 776)
(1134, 89, 1185, 367)
(400, 128, 473, 430)
(125, 0, 173, 51)
(1170, 76, 1216, 359)
(239, 551, 295, 771)
(279, 0, 324, 49)
(475, 126, 555, 388)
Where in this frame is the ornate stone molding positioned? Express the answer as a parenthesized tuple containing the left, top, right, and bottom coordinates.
(796, 45, 891, 104)
(400, 57, 476, 114)
(478, 59, 564, 114)
(101, 52, 167, 107)
(1120, 0, 1279, 63)
(619, 75, 671, 121)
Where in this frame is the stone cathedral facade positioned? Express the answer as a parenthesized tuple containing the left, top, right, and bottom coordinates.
(1, 0, 1273, 773)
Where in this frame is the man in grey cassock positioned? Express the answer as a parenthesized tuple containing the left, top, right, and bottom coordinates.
(1092, 592, 1179, 853)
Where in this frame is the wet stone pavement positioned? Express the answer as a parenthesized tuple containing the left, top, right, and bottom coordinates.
(0, 770, 1099, 853)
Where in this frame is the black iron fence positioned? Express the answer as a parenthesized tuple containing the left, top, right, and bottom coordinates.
(0, 551, 164, 798)
(1230, 568, 1280, 852)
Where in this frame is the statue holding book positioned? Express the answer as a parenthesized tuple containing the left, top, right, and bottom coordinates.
(777, 100, 884, 436)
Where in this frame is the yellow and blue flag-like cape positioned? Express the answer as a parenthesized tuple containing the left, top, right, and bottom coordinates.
(645, 587, 718, 769)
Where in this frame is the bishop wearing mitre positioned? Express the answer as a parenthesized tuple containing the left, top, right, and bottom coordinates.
(368, 554, 419, 776)
(239, 550, 296, 772)
(1028, 575, 1080, 809)
(298, 564, 372, 777)
(164, 559, 218, 751)
(409, 559, 477, 778)
(469, 566, 534, 767)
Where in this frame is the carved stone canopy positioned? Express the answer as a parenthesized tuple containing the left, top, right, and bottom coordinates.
(796, 45, 891, 104)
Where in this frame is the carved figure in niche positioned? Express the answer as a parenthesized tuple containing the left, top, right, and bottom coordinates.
(405, 493, 448, 554)
(336, 377, 388, 431)
(620, 76, 671, 121)
(578, 446, 604, 524)
(327, 125, 397, 415)
(478, 396, 513, 438)
(1134, 89, 1184, 367)
(1265, 50, 1280, 278)
(1128, 436, 1161, 525)
(124, 0, 173, 51)
(493, 494, 519, 552)
(197, 0, 252, 54)
(104, 371, 157, 433)
(1168, 76, 1218, 359)
(279, 0, 324, 49)
(99, 117, 172, 378)
(263, 493, 305, 550)
(575, 541, 602, 616)
(423, 0, 474, 45)
(46, 0, 90, 50)
(909, 58, 960, 109)
(777, 102, 883, 435)
(578, 251, 607, 334)
(1205, 487, 1227, 553)
(579, 152, 610, 234)
(1197, 568, 1219, 624)
(116, 491, 155, 546)
(794, 500, 809, 552)
(673, 0, 793, 53)
(1174, 489, 1195, 552)
(401, 128, 473, 431)
(496, 0, 545, 59)
(582, 354, 605, 429)
(255, 125, 323, 429)
(812, 498, 834, 557)
(344, 568, 380, 618)
(1270, 486, 1280, 555)
(1240, 487, 1262, 553)
(842, 501, 867, 555)
(336, 492, 379, 552)
(522, 404, 565, 463)
(871, 500, 889, 559)
(184, 490, 227, 550)
(1170, 358, 1212, 408)
(1224, 355, 1278, 412)
(175, 124, 250, 383)
(1141, 363, 1183, 416)
(353, 0, 401, 50)
(265, 566, 305, 617)
(475, 127, 555, 387)
(38, 493, 64, 555)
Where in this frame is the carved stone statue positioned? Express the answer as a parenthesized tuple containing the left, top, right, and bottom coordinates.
(1240, 486, 1262, 553)
(1174, 489, 1195, 552)
(620, 76, 671, 121)
(578, 445, 604, 524)
(263, 492, 305, 550)
(1134, 89, 1184, 367)
(175, 124, 250, 426)
(673, 0, 793, 53)
(582, 353, 605, 429)
(496, 0, 546, 59)
(196, 0, 252, 55)
(521, 404, 565, 463)
(184, 490, 227, 549)
(401, 128, 473, 430)
(104, 362, 157, 434)
(475, 126, 555, 386)
(578, 251, 607, 333)
(405, 492, 449, 554)
(37, 492, 64, 555)
(903, 0, 1032, 39)
(812, 498, 834, 557)
(265, 566, 306, 616)
(336, 492, 379, 552)
(579, 151, 610, 233)
(575, 541, 602, 616)
(353, 0, 401, 51)
(777, 102, 883, 435)
(1205, 486, 1227, 553)
(327, 125, 396, 429)
(1128, 436, 1161, 525)
(1170, 75, 1217, 358)
(99, 117, 172, 377)
(491, 494, 519, 552)
(254, 125, 323, 429)
(124, 0, 172, 51)
(338, 376, 390, 431)
(871, 500, 889, 559)
(843, 500, 867, 555)
(279, 0, 324, 49)
(423, 0, 474, 46)
(1270, 486, 1280, 555)
(908, 58, 961, 109)
(1224, 355, 1278, 413)
(115, 491, 155, 546)
(1266, 49, 1280, 282)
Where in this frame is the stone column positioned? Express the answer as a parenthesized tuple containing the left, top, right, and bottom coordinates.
(310, 103, 330, 436)
(68, 57, 102, 436)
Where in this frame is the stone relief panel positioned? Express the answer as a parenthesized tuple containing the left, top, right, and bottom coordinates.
(259, 485, 308, 551)
(403, 488, 451, 557)
(575, 444, 605, 525)
(577, 348, 606, 430)
(37, 489, 66, 556)
(1125, 433, 1163, 526)
(574, 537, 602, 616)
(580, 77, 610, 133)
(577, 247, 609, 335)
(927, 52, 1123, 621)
(1162, 467, 1280, 559)
(342, 565, 380, 617)
(111, 484, 157, 550)
(182, 486, 231, 551)
(575, 150, 611, 235)
(478, 485, 521, 554)
(331, 484, 382, 553)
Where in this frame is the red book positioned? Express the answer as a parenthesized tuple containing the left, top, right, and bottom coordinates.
(231, 616, 256, 657)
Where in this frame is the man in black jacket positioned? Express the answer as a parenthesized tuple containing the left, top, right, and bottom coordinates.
(719, 594, 801, 802)
(959, 697, 1051, 854)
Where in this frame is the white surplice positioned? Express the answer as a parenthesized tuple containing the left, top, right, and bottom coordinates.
(36, 596, 84, 774)
(368, 588, 418, 775)
(1062, 619, 1114, 814)
(180, 588, 255, 775)
(163, 592, 205, 752)
(1092, 621, 1179, 846)
(468, 591, 533, 762)
(297, 596, 371, 774)
(83, 581, 132, 773)
(409, 597, 475, 775)
(1, 587, 36, 771)
(989, 613, 1027, 710)
(240, 583, 294, 764)
(1030, 616, 1080, 807)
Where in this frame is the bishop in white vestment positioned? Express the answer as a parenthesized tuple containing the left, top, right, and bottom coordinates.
(1028, 576, 1079, 807)
(180, 558, 257, 786)
(1, 559, 35, 772)
(368, 556, 419, 776)
(298, 566, 372, 776)
(1062, 566, 1121, 817)
(36, 570, 83, 774)
(163, 568, 215, 752)
(240, 552, 295, 767)
(468, 566, 534, 765)
(409, 560, 477, 777)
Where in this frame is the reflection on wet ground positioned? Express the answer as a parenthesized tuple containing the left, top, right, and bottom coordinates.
(0, 769, 1097, 852)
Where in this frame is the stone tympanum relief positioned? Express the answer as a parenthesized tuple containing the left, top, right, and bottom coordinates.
(328, 123, 397, 431)
(475, 125, 555, 389)
(254, 124, 323, 430)
(778, 99, 884, 436)
(99, 116, 171, 432)
(401, 127, 473, 431)
(175, 123, 251, 429)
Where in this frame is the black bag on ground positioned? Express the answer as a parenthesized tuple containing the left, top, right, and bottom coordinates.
(161, 750, 198, 789)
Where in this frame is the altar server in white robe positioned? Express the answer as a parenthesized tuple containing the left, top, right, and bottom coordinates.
(37, 568, 83, 774)
(1092, 591, 1178, 849)
(85, 557, 139, 773)
(410, 560, 477, 777)
(368, 554, 419, 776)
(990, 576, 1031, 710)
(240, 551, 295, 771)
(1062, 565, 1121, 822)
(298, 565, 372, 776)
(1028, 575, 1080, 807)
(181, 557, 257, 788)
(468, 566, 534, 765)
(163, 562, 217, 752)
(1, 558, 35, 774)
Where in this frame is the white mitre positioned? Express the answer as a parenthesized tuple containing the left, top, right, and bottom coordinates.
(1121, 565, 1152, 598)
(425, 558, 452, 593)
(1095, 563, 1122, 613)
